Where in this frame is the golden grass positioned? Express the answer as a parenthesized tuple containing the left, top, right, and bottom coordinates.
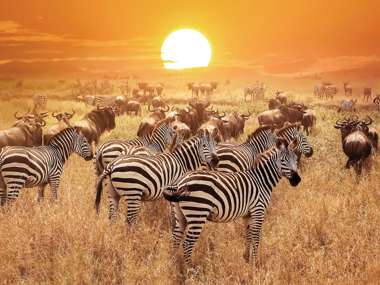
(0, 81, 379, 284)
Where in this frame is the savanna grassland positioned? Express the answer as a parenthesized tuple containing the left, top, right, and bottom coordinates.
(0, 79, 379, 284)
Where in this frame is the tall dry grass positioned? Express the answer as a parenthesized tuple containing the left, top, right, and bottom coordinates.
(0, 81, 379, 284)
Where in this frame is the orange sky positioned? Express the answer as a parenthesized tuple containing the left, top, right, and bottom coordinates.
(0, 0, 380, 78)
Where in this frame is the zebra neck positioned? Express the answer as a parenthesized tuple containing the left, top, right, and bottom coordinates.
(172, 140, 201, 171)
(49, 134, 74, 163)
(148, 133, 166, 152)
(249, 150, 281, 195)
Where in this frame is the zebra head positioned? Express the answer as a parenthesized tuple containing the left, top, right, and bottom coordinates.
(73, 127, 93, 161)
(295, 131, 313, 157)
(197, 129, 219, 169)
(275, 138, 301, 186)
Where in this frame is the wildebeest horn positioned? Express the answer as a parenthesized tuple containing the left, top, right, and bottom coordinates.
(52, 111, 59, 118)
(242, 111, 251, 119)
(163, 104, 170, 112)
(148, 104, 155, 112)
(66, 109, 75, 118)
(362, 116, 373, 126)
(14, 111, 24, 120)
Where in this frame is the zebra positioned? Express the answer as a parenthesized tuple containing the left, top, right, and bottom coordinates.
(0, 128, 92, 204)
(163, 138, 301, 267)
(95, 129, 219, 223)
(94, 117, 176, 176)
(215, 124, 313, 172)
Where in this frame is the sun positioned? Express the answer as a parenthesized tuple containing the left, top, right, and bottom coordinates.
(161, 29, 212, 70)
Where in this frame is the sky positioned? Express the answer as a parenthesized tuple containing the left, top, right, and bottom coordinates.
(0, 0, 380, 78)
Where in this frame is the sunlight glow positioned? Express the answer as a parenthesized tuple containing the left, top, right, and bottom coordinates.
(161, 29, 212, 70)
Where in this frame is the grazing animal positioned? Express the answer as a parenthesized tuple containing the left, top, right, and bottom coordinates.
(334, 117, 373, 174)
(137, 105, 169, 137)
(324, 85, 338, 99)
(268, 98, 281, 110)
(0, 112, 46, 149)
(343, 82, 353, 96)
(44, 110, 75, 144)
(222, 111, 251, 140)
(338, 99, 357, 112)
(0, 128, 93, 205)
(301, 109, 316, 135)
(275, 91, 287, 104)
(94, 117, 176, 176)
(373, 95, 380, 111)
(257, 105, 304, 127)
(121, 100, 141, 116)
(363, 87, 372, 102)
(151, 96, 167, 109)
(163, 138, 301, 267)
(74, 107, 116, 146)
(95, 129, 219, 222)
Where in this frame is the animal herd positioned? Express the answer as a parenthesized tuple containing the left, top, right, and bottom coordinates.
(0, 81, 378, 273)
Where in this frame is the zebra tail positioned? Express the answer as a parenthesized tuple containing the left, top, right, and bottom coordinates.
(94, 150, 103, 176)
(95, 168, 110, 214)
(163, 185, 189, 203)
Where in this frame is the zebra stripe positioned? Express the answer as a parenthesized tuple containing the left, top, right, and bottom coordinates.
(95, 129, 218, 223)
(163, 139, 301, 266)
(0, 128, 92, 204)
(215, 124, 312, 173)
(94, 118, 176, 175)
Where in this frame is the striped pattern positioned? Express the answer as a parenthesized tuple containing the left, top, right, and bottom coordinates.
(94, 118, 176, 175)
(215, 124, 312, 173)
(0, 128, 92, 204)
(163, 139, 301, 266)
(95, 130, 218, 223)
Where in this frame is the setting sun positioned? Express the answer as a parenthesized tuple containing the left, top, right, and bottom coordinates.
(161, 29, 212, 70)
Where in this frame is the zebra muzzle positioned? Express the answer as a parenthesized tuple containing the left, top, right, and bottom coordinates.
(289, 171, 301, 186)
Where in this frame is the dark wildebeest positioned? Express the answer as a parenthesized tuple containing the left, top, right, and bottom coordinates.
(373, 95, 380, 111)
(222, 111, 251, 140)
(74, 107, 116, 146)
(0, 111, 46, 149)
(338, 99, 357, 112)
(137, 105, 170, 137)
(334, 116, 373, 174)
(275, 91, 287, 104)
(268, 98, 281, 110)
(258, 105, 304, 127)
(177, 101, 212, 134)
(121, 100, 141, 116)
(187, 82, 200, 99)
(151, 96, 167, 109)
(301, 109, 316, 135)
(199, 111, 227, 142)
(343, 82, 353, 96)
(44, 110, 75, 144)
(363, 87, 372, 102)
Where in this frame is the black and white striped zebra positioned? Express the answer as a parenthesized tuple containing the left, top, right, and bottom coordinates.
(0, 128, 92, 204)
(215, 124, 312, 172)
(95, 129, 219, 223)
(163, 138, 301, 266)
(94, 118, 176, 176)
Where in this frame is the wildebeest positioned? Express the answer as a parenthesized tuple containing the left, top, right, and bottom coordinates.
(74, 107, 116, 146)
(244, 83, 266, 102)
(258, 105, 304, 127)
(137, 105, 170, 137)
(187, 82, 200, 99)
(338, 99, 357, 112)
(150, 96, 167, 109)
(0, 111, 46, 149)
(363, 87, 372, 102)
(221, 111, 251, 140)
(44, 110, 75, 144)
(343, 82, 353, 96)
(373, 95, 380, 111)
(120, 100, 141, 116)
(301, 109, 316, 135)
(334, 116, 374, 174)
(275, 91, 287, 104)
(268, 98, 281, 110)
(199, 111, 227, 142)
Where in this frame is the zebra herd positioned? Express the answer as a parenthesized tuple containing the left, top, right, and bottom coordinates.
(0, 106, 313, 271)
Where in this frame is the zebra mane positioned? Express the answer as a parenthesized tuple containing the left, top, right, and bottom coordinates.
(48, 127, 74, 145)
(151, 117, 174, 135)
(252, 146, 277, 168)
(245, 125, 273, 143)
(276, 123, 300, 136)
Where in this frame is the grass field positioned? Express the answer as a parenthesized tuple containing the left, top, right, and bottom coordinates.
(0, 79, 379, 284)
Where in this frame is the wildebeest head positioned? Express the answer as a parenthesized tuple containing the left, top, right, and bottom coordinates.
(52, 110, 75, 127)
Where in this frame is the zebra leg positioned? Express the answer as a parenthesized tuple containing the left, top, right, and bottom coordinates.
(107, 179, 120, 220)
(171, 203, 186, 253)
(37, 185, 46, 202)
(124, 191, 143, 224)
(244, 212, 265, 265)
(183, 216, 208, 267)
(49, 177, 61, 200)
(6, 185, 23, 203)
